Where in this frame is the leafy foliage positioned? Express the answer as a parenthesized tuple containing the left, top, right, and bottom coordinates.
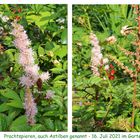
(0, 4, 67, 131)
(73, 5, 140, 132)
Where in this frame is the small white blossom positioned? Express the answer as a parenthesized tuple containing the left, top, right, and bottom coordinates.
(103, 58, 109, 64)
(56, 18, 65, 24)
(1, 15, 9, 22)
(104, 65, 109, 70)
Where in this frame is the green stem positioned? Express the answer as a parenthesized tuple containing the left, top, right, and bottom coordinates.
(101, 70, 113, 123)
(86, 13, 92, 32)
(83, 7, 92, 32)
(105, 70, 113, 95)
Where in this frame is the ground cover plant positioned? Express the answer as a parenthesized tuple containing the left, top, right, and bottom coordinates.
(73, 5, 140, 132)
(0, 4, 67, 131)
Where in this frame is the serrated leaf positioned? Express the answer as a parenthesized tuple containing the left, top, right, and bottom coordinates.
(44, 118, 54, 131)
(53, 96, 63, 108)
(50, 68, 64, 74)
(119, 56, 128, 61)
(88, 76, 102, 85)
(53, 74, 66, 81)
(53, 81, 66, 86)
(0, 89, 21, 101)
(96, 110, 107, 118)
(10, 115, 30, 131)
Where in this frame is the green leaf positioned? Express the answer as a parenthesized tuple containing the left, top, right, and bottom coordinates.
(45, 42, 55, 50)
(5, 49, 15, 62)
(0, 113, 7, 131)
(26, 11, 51, 31)
(63, 61, 67, 70)
(0, 89, 21, 101)
(20, 90, 25, 102)
(61, 29, 67, 44)
(135, 116, 140, 128)
(38, 46, 45, 57)
(30, 124, 45, 131)
(10, 115, 30, 131)
(55, 46, 67, 58)
(7, 111, 21, 127)
(6, 100, 23, 109)
(55, 120, 63, 131)
(3, 36, 13, 46)
(53, 74, 66, 81)
(0, 103, 9, 113)
(53, 96, 63, 108)
(53, 81, 66, 86)
(119, 56, 128, 62)
(87, 76, 102, 85)
(96, 110, 107, 118)
(50, 68, 64, 74)
(20, 17, 28, 27)
(43, 111, 58, 117)
(44, 118, 54, 131)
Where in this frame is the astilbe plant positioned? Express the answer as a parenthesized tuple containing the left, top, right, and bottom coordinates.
(11, 21, 50, 125)
(90, 32, 114, 127)
(72, 4, 140, 132)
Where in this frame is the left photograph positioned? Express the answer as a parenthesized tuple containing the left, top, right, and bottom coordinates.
(0, 4, 67, 131)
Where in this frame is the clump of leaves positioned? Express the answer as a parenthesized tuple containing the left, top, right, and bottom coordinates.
(0, 4, 67, 131)
(73, 4, 140, 132)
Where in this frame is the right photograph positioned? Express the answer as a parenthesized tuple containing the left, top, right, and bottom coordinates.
(72, 5, 140, 132)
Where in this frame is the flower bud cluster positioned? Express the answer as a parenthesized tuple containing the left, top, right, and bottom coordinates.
(90, 33, 109, 76)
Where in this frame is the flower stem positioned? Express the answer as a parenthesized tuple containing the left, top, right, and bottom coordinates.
(83, 7, 92, 32)
(101, 70, 113, 123)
